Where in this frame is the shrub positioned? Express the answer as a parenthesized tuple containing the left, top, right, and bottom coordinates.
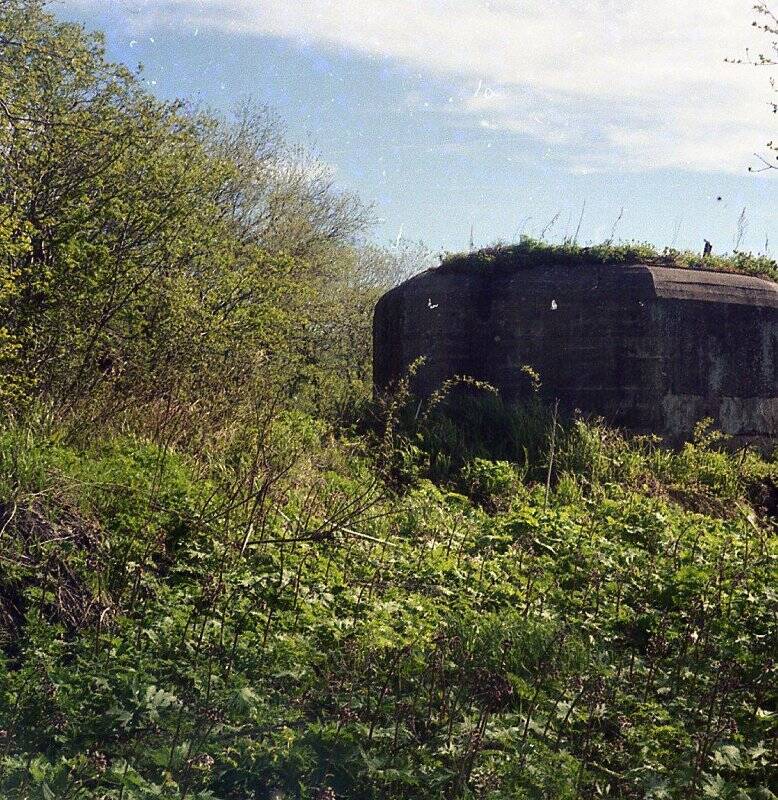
(462, 457, 525, 510)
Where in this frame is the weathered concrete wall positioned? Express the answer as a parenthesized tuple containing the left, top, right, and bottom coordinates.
(373, 263, 778, 442)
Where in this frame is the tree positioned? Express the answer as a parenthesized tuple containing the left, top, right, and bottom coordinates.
(731, 3, 778, 171)
(0, 1, 304, 418)
(0, 1, 413, 429)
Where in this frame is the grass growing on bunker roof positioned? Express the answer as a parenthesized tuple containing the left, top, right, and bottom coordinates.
(438, 236, 778, 282)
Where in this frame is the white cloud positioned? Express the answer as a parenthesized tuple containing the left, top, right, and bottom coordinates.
(64, 0, 777, 173)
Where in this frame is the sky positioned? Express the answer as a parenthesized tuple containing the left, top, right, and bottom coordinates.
(55, 0, 778, 257)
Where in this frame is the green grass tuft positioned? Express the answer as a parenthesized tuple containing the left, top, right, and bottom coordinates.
(439, 236, 778, 283)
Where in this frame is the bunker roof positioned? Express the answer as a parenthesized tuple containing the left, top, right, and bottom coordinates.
(437, 237, 778, 284)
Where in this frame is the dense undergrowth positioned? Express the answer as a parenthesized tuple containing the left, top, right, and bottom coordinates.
(0, 401, 776, 800)
(1, 3, 777, 799)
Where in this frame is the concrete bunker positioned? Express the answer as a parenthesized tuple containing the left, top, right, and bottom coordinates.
(373, 253, 778, 445)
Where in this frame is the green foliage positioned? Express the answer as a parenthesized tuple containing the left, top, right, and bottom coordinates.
(392, 393, 554, 487)
(0, 5, 776, 800)
(462, 458, 526, 511)
(0, 1, 388, 431)
(383, 393, 775, 516)
(439, 236, 778, 283)
(0, 404, 775, 800)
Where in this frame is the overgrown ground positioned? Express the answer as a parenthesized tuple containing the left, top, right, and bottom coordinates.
(1, 4, 777, 798)
(1, 399, 776, 800)
(439, 239, 778, 283)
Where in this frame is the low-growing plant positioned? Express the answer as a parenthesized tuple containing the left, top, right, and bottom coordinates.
(439, 236, 778, 283)
(462, 457, 526, 510)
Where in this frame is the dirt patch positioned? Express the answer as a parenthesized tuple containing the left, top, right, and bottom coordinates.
(0, 500, 114, 647)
